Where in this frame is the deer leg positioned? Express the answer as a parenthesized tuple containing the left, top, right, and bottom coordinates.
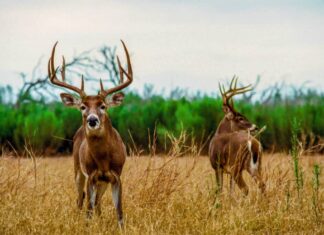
(247, 150, 266, 193)
(111, 171, 124, 228)
(75, 170, 86, 209)
(230, 176, 235, 195)
(215, 167, 223, 194)
(247, 170, 266, 193)
(233, 173, 249, 196)
(94, 182, 108, 216)
(254, 173, 266, 193)
(86, 173, 98, 218)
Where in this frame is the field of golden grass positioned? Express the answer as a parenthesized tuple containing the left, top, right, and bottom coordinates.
(0, 153, 323, 234)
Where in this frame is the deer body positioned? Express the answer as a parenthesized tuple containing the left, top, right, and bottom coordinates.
(209, 77, 265, 195)
(74, 117, 126, 223)
(48, 41, 133, 227)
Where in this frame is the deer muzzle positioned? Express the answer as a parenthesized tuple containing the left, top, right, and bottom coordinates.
(87, 114, 100, 129)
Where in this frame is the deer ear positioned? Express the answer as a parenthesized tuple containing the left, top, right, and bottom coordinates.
(223, 106, 235, 120)
(225, 112, 235, 120)
(60, 93, 81, 107)
(222, 105, 232, 114)
(106, 92, 125, 107)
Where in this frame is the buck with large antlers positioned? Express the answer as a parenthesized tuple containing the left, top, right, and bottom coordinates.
(48, 41, 133, 227)
(209, 77, 265, 196)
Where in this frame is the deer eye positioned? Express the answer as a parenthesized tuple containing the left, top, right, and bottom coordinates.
(80, 105, 86, 111)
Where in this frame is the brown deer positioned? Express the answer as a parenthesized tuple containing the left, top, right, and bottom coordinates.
(209, 77, 265, 196)
(48, 40, 133, 227)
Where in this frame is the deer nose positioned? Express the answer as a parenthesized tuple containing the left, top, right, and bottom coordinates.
(87, 115, 99, 128)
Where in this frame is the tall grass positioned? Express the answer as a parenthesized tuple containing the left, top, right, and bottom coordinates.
(312, 164, 320, 220)
(0, 153, 323, 234)
(0, 131, 323, 233)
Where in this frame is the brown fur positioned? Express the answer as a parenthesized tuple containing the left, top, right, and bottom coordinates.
(47, 41, 133, 227)
(73, 96, 126, 223)
(209, 119, 265, 195)
(209, 78, 265, 195)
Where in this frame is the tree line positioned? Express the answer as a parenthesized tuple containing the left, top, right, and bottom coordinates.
(0, 43, 323, 155)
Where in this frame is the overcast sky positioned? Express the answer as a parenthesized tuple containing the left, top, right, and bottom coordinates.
(0, 0, 324, 96)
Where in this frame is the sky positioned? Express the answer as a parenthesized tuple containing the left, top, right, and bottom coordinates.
(0, 0, 324, 96)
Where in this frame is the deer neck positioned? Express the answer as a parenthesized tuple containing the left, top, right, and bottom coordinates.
(216, 117, 233, 135)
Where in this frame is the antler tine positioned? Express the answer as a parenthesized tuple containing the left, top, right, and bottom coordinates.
(121, 39, 133, 78)
(229, 76, 237, 90)
(218, 82, 223, 96)
(61, 56, 66, 81)
(100, 78, 104, 91)
(233, 76, 238, 90)
(81, 75, 84, 91)
(221, 76, 237, 98)
(47, 58, 52, 82)
(117, 56, 124, 83)
(100, 40, 133, 97)
(48, 42, 86, 97)
(226, 76, 252, 98)
(219, 76, 254, 111)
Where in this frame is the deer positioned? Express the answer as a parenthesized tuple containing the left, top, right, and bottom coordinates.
(209, 77, 265, 196)
(47, 40, 133, 227)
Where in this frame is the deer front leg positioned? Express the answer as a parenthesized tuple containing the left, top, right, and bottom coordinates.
(86, 171, 98, 218)
(95, 182, 108, 216)
(75, 170, 86, 209)
(111, 171, 124, 228)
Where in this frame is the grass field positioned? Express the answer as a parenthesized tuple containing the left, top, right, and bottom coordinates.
(0, 154, 323, 234)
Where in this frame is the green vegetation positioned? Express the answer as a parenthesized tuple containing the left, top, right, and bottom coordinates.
(290, 118, 303, 197)
(312, 164, 321, 220)
(0, 86, 323, 155)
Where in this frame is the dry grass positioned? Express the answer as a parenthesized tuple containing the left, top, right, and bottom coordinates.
(0, 153, 323, 234)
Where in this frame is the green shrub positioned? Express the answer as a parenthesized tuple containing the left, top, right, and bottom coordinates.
(0, 88, 323, 155)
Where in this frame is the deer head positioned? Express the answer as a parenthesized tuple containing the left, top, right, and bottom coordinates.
(216, 76, 258, 134)
(48, 41, 132, 135)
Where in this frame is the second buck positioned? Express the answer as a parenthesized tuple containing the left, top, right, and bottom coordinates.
(48, 40, 133, 227)
(209, 77, 265, 195)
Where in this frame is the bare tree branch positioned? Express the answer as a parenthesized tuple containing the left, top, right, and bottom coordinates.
(15, 43, 121, 107)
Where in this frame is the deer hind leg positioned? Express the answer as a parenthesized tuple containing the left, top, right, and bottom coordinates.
(247, 167, 266, 193)
(230, 176, 235, 195)
(75, 170, 86, 209)
(251, 172, 266, 193)
(233, 173, 249, 196)
(214, 167, 223, 194)
(111, 171, 124, 228)
(247, 142, 266, 193)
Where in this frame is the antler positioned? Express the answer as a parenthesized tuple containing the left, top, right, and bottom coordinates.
(219, 76, 252, 111)
(99, 40, 133, 97)
(48, 42, 86, 97)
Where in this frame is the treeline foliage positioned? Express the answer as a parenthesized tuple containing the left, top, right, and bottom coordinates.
(1, 86, 323, 155)
(1, 43, 323, 155)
